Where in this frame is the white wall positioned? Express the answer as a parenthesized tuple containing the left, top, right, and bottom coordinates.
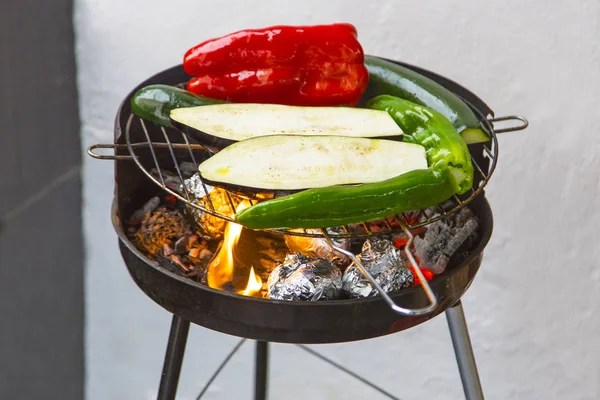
(74, 1, 600, 399)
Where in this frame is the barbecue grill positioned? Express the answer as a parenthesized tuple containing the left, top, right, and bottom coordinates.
(88, 56, 528, 400)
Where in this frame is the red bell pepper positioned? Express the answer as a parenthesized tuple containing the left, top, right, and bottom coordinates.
(183, 23, 369, 106)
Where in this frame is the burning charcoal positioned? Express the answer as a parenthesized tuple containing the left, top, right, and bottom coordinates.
(173, 236, 190, 254)
(198, 248, 214, 262)
(128, 196, 160, 227)
(413, 207, 479, 274)
(284, 227, 351, 268)
(171, 234, 200, 255)
(163, 244, 174, 256)
(179, 173, 241, 239)
(188, 247, 200, 258)
(185, 267, 208, 285)
(268, 254, 342, 301)
(250, 234, 288, 277)
(342, 239, 413, 298)
(169, 254, 190, 272)
(188, 235, 199, 246)
(132, 206, 193, 256)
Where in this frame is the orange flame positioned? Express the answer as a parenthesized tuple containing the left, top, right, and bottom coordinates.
(207, 199, 262, 296)
(240, 266, 263, 297)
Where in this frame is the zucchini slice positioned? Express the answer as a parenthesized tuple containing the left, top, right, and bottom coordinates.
(198, 135, 427, 191)
(170, 103, 404, 148)
(461, 127, 490, 144)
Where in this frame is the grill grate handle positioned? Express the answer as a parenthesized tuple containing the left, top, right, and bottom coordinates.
(322, 226, 438, 316)
(488, 115, 529, 133)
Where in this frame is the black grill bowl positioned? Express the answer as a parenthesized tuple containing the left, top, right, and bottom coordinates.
(112, 59, 494, 344)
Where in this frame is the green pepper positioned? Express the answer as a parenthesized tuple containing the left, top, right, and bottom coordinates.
(236, 168, 455, 229)
(367, 95, 473, 195)
(130, 84, 221, 127)
(235, 95, 474, 230)
(361, 56, 489, 144)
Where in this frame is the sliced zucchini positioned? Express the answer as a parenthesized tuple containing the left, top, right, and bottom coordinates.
(198, 135, 427, 191)
(461, 127, 490, 144)
(170, 103, 404, 148)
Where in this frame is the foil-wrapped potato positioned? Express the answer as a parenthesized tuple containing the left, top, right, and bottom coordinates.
(342, 239, 413, 298)
(268, 253, 342, 301)
(180, 173, 241, 239)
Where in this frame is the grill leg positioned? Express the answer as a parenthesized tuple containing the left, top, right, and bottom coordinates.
(157, 315, 190, 400)
(254, 341, 269, 400)
(445, 301, 484, 400)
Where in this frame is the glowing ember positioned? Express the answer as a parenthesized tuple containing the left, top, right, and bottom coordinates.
(207, 199, 254, 293)
(240, 266, 263, 297)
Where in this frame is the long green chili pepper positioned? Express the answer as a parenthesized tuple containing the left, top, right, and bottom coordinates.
(367, 95, 473, 194)
(235, 95, 474, 230)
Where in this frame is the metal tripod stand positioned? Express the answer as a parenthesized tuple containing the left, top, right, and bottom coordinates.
(155, 300, 483, 400)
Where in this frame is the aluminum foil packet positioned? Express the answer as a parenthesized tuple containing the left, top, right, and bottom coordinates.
(343, 239, 413, 298)
(268, 254, 342, 301)
(413, 207, 479, 274)
(284, 228, 351, 268)
(179, 173, 240, 239)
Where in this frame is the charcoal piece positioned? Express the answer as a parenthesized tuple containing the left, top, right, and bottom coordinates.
(178, 161, 198, 176)
(179, 173, 241, 239)
(198, 248, 213, 262)
(284, 227, 351, 268)
(173, 235, 190, 254)
(253, 235, 288, 275)
(132, 206, 193, 256)
(151, 169, 185, 191)
(413, 207, 479, 274)
(342, 238, 413, 298)
(128, 196, 160, 227)
(268, 254, 342, 301)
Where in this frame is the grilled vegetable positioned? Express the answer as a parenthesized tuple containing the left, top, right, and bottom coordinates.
(183, 23, 369, 106)
(235, 96, 473, 229)
(170, 103, 404, 148)
(362, 56, 489, 144)
(460, 128, 490, 145)
(236, 169, 455, 229)
(198, 135, 427, 191)
(368, 95, 473, 194)
(130, 84, 221, 127)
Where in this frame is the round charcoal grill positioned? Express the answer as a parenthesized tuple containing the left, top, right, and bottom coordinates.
(89, 56, 528, 400)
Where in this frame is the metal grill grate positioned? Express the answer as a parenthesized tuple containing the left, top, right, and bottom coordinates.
(88, 89, 527, 316)
(90, 107, 519, 239)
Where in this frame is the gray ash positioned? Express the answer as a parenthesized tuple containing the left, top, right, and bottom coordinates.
(412, 207, 480, 274)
